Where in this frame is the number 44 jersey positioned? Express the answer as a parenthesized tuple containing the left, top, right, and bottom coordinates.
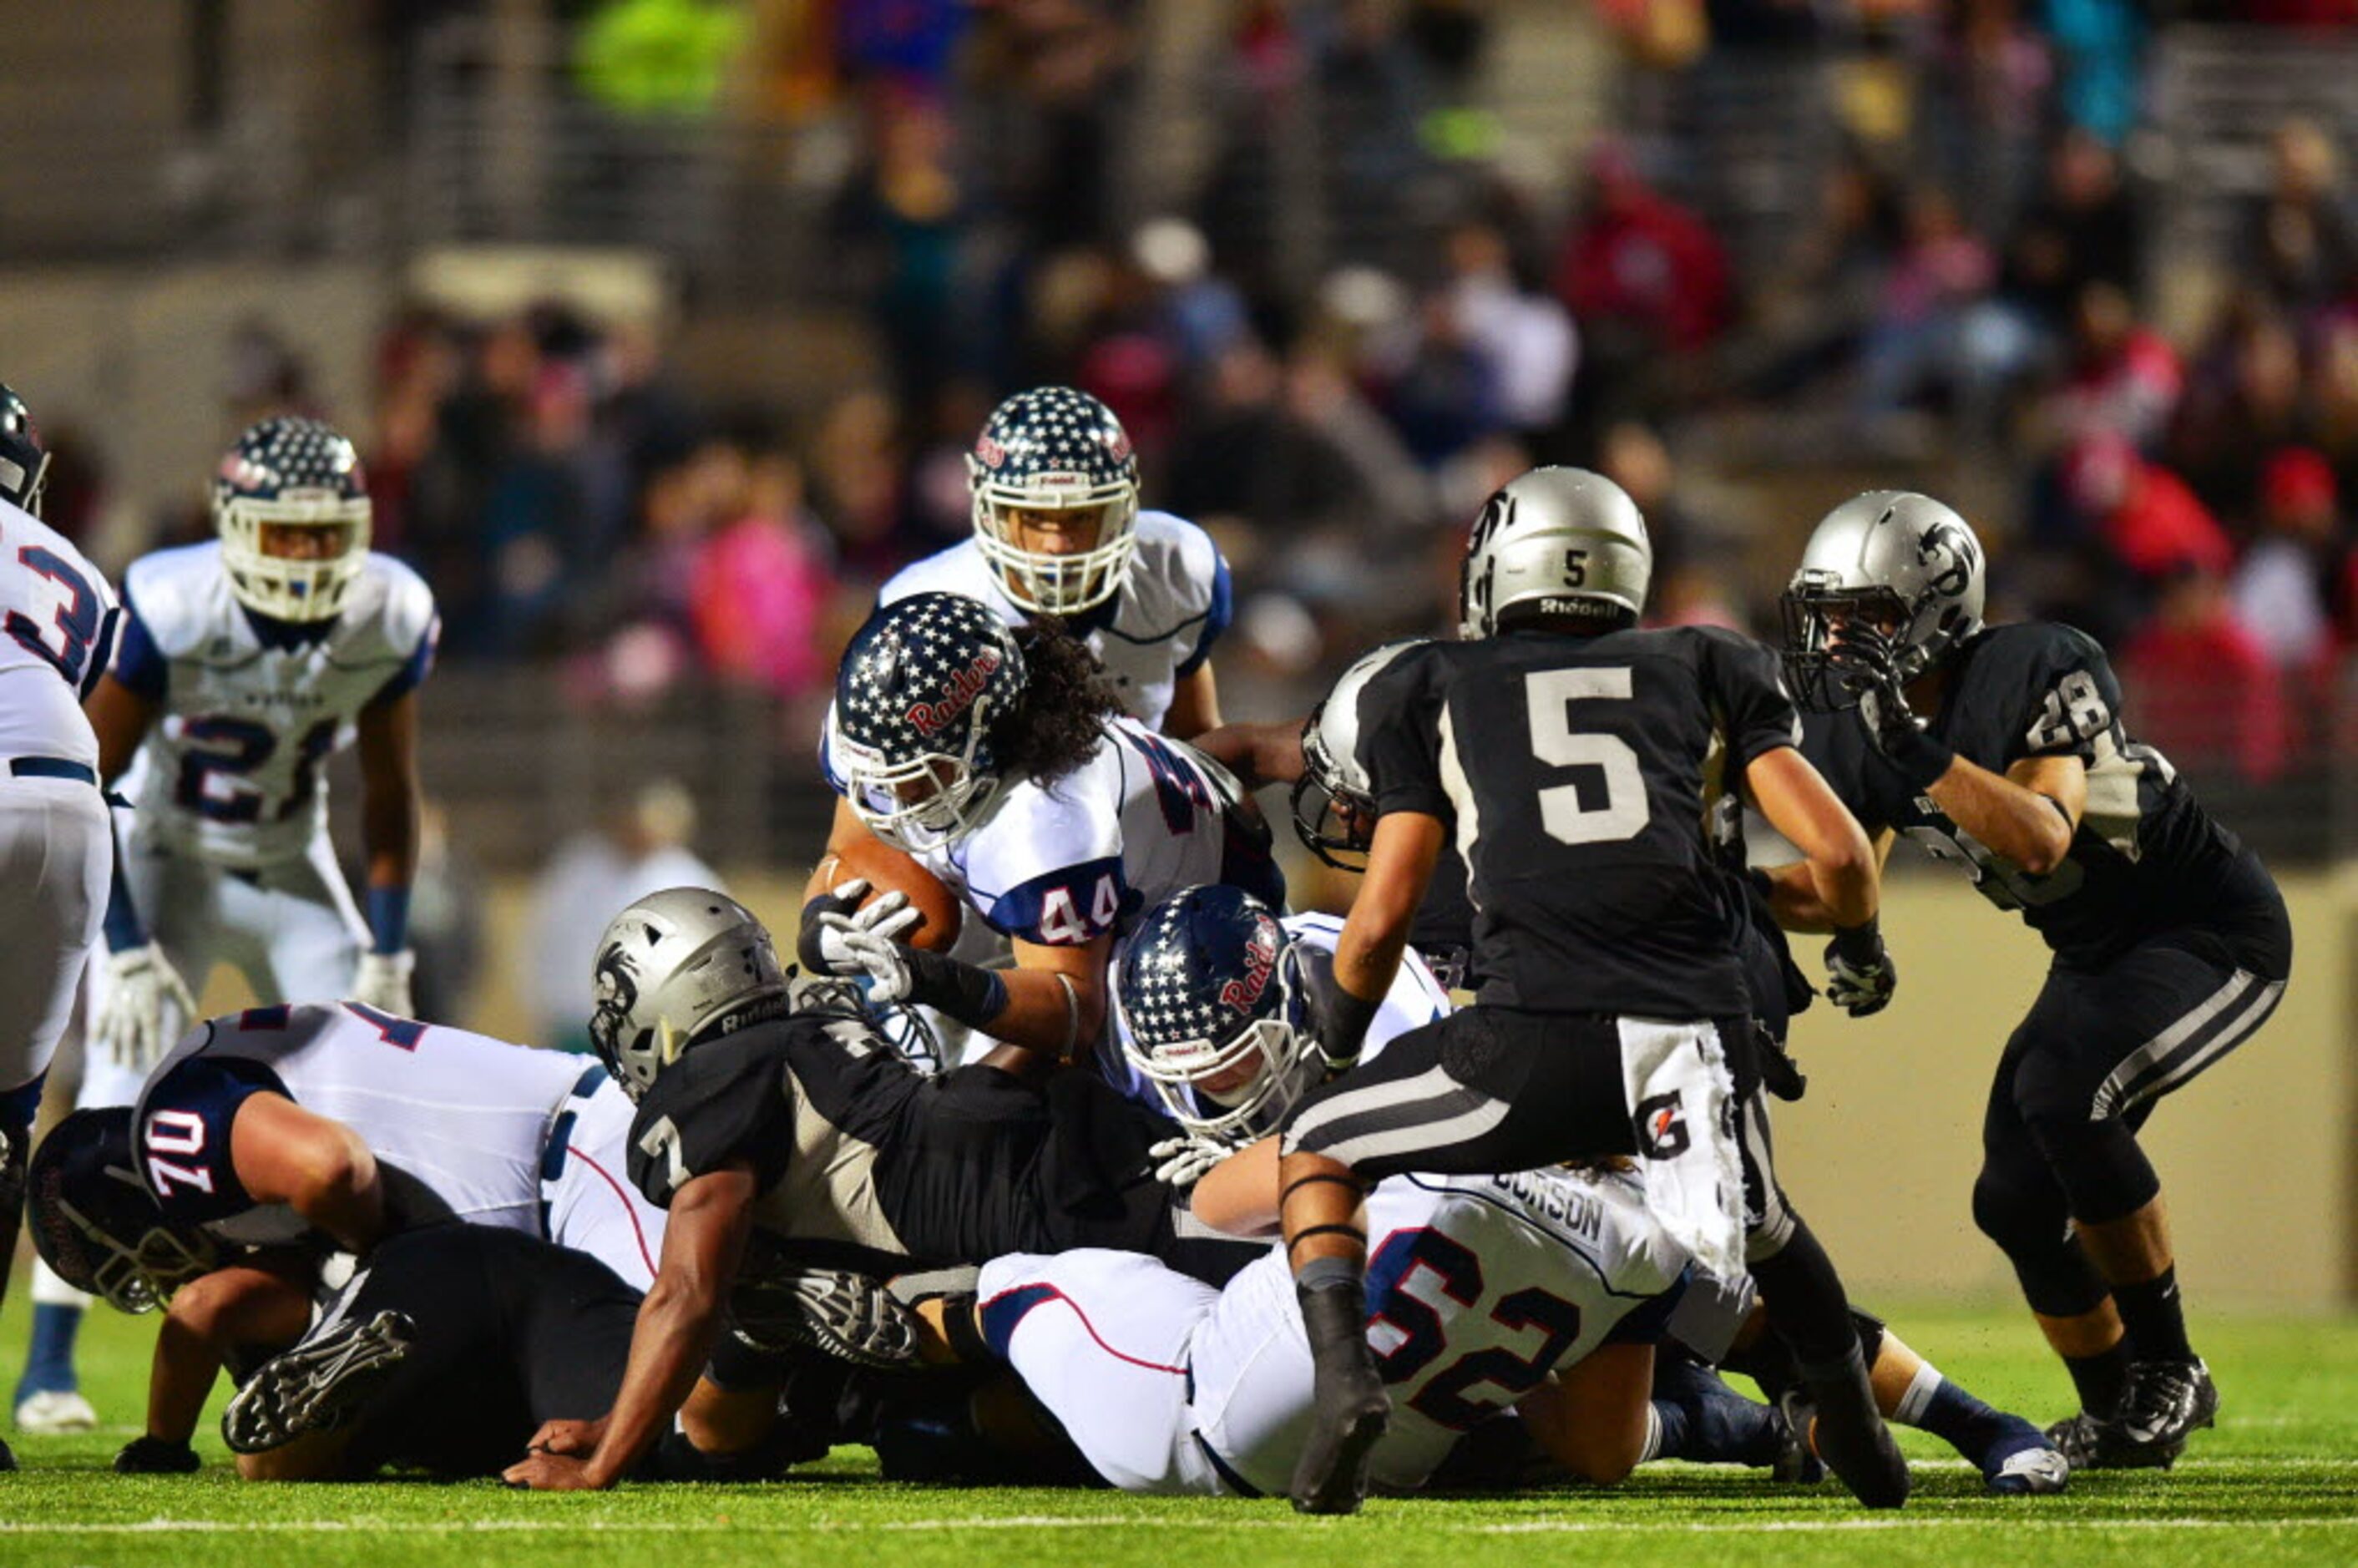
(1354, 627, 1801, 1018)
(111, 541, 437, 868)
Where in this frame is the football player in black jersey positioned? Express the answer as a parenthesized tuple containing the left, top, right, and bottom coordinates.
(1775, 491, 2292, 1471)
(502, 888, 1262, 1490)
(1274, 467, 1910, 1515)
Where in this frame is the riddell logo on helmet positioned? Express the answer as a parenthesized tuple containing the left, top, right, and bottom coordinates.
(906, 649, 1003, 737)
(1217, 922, 1278, 1013)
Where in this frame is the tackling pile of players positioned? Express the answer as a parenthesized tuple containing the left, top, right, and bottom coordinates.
(0, 380, 2283, 1513)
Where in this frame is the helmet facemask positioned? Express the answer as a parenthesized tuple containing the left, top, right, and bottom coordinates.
(50, 1192, 218, 1315)
(829, 697, 1004, 854)
(1780, 574, 1956, 713)
(1290, 714, 1378, 873)
(970, 482, 1141, 616)
(219, 496, 371, 623)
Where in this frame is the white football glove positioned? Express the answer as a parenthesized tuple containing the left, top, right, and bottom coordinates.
(813, 883, 923, 999)
(1148, 1134, 1232, 1189)
(352, 950, 417, 1017)
(94, 943, 199, 1072)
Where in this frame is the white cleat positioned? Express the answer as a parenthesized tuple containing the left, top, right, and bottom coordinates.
(14, 1389, 98, 1434)
(1991, 1444, 2072, 1495)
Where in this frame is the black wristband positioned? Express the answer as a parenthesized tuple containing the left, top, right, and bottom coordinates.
(1828, 917, 1883, 969)
(903, 948, 1009, 1030)
(1320, 984, 1381, 1069)
(797, 893, 856, 974)
(1885, 729, 1956, 793)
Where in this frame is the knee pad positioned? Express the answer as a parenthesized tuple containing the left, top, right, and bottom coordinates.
(2023, 1114, 2162, 1228)
(1972, 1166, 2108, 1318)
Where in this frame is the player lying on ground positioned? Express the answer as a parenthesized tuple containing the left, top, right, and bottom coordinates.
(1775, 491, 2292, 1470)
(804, 592, 1282, 1072)
(500, 889, 1266, 1490)
(0, 380, 119, 1466)
(23, 414, 438, 1431)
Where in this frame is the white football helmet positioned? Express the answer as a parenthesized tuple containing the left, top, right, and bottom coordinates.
(967, 386, 1142, 616)
(1460, 466, 1652, 637)
(213, 417, 372, 623)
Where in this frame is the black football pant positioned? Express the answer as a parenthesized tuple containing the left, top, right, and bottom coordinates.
(1971, 860, 2291, 1318)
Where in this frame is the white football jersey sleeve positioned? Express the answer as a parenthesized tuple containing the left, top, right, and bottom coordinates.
(112, 544, 438, 867)
(0, 498, 118, 766)
(130, 1003, 586, 1247)
(878, 510, 1231, 732)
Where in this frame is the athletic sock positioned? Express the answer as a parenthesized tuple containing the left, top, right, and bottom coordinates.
(2110, 1266, 2194, 1363)
(17, 1303, 82, 1397)
(2064, 1340, 2132, 1415)
(1895, 1363, 2006, 1457)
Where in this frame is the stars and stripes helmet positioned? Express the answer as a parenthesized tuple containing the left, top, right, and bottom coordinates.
(214, 416, 373, 623)
(28, 1109, 222, 1314)
(1116, 886, 1316, 1145)
(1781, 491, 1986, 711)
(0, 383, 52, 517)
(1293, 639, 1426, 872)
(967, 386, 1142, 616)
(589, 888, 793, 1100)
(1460, 466, 1652, 637)
(827, 592, 1028, 853)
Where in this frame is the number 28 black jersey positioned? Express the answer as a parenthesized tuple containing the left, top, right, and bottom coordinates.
(1356, 627, 1803, 1018)
(1803, 622, 2258, 969)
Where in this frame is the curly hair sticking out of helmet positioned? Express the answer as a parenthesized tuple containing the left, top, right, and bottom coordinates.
(994, 621, 1123, 788)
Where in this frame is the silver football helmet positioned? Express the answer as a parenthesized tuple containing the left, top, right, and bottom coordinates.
(1459, 467, 1652, 638)
(1781, 491, 1986, 711)
(588, 888, 792, 1099)
(1293, 639, 1426, 871)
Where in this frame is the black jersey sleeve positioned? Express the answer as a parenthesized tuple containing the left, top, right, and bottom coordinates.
(1996, 623, 2126, 769)
(1692, 627, 1804, 769)
(626, 1034, 794, 1207)
(1359, 645, 1450, 819)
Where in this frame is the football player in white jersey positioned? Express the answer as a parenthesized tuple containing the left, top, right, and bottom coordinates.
(25, 1002, 665, 1474)
(938, 1160, 1688, 1496)
(804, 592, 1283, 1070)
(880, 385, 1229, 740)
(0, 382, 120, 1469)
(1111, 887, 1447, 1186)
(17, 416, 443, 1429)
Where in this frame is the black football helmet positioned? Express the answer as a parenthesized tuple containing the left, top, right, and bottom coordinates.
(0, 383, 52, 517)
(968, 386, 1142, 615)
(826, 592, 1028, 852)
(214, 416, 372, 623)
(1292, 640, 1426, 872)
(28, 1109, 220, 1314)
(1116, 886, 1315, 1144)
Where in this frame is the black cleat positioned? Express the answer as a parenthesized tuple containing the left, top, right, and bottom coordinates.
(1290, 1282, 1389, 1515)
(1794, 1349, 1910, 1509)
(2044, 1409, 2104, 1471)
(2096, 1358, 2216, 1469)
(222, 1310, 414, 1454)
(729, 1265, 922, 1373)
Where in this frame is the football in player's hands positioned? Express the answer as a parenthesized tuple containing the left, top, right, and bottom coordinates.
(812, 836, 964, 953)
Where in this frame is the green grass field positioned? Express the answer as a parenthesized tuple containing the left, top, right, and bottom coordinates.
(5, 1298, 2355, 1568)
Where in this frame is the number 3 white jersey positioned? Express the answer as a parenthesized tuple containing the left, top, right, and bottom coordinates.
(916, 716, 1284, 948)
(878, 510, 1231, 734)
(110, 542, 438, 868)
(0, 498, 118, 766)
(130, 1003, 587, 1248)
(976, 1164, 1689, 1495)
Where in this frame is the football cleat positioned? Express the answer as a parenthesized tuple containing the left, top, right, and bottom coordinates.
(2045, 1409, 2103, 1471)
(2097, 1357, 2216, 1469)
(1978, 1415, 2070, 1495)
(728, 1264, 923, 1373)
(14, 1388, 98, 1434)
(222, 1309, 414, 1454)
(1290, 1284, 1391, 1515)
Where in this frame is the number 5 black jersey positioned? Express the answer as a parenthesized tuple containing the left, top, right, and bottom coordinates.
(1355, 627, 1803, 1017)
(1802, 622, 2257, 969)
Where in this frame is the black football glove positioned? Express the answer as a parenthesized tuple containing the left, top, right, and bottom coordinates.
(115, 1435, 201, 1474)
(1824, 921, 1897, 1018)
(1825, 627, 1953, 790)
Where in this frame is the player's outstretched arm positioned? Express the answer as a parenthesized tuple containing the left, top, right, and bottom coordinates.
(144, 1262, 311, 1452)
(1166, 662, 1223, 741)
(84, 670, 159, 784)
(505, 1162, 756, 1490)
(1744, 748, 1877, 931)
(1516, 1344, 1657, 1485)
(353, 690, 423, 1014)
(230, 1095, 386, 1254)
(1187, 718, 1306, 792)
(1191, 1136, 1281, 1237)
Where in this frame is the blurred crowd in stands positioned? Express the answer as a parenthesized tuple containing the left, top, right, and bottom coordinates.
(32, 0, 2358, 795)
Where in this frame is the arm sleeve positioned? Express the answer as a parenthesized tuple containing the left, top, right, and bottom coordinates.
(625, 1039, 794, 1207)
(136, 1057, 289, 1225)
(2007, 625, 2124, 767)
(1362, 654, 1450, 819)
(1697, 629, 1804, 768)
